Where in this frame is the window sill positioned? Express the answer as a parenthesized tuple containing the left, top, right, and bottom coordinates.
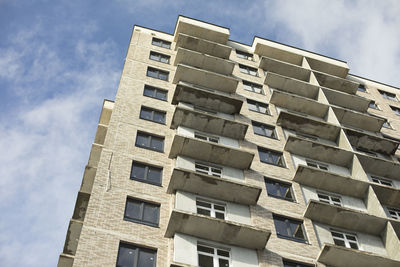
(277, 234, 309, 244)
(135, 144, 164, 153)
(124, 218, 160, 228)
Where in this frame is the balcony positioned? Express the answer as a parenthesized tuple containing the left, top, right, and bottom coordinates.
(173, 16, 229, 44)
(270, 90, 329, 119)
(344, 128, 399, 155)
(293, 165, 368, 198)
(357, 154, 400, 181)
(322, 87, 370, 113)
(165, 210, 270, 249)
(306, 56, 349, 78)
(277, 111, 341, 141)
(285, 135, 353, 167)
(172, 82, 243, 115)
(169, 134, 254, 169)
(170, 105, 247, 139)
(173, 64, 239, 94)
(264, 72, 319, 99)
(167, 167, 261, 205)
(313, 71, 359, 95)
(305, 200, 387, 235)
(254, 39, 303, 66)
(175, 33, 232, 59)
(371, 184, 400, 210)
(318, 243, 400, 267)
(259, 56, 311, 82)
(332, 106, 386, 132)
(174, 48, 235, 75)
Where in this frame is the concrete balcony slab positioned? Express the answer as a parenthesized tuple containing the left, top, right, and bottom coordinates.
(307, 57, 349, 78)
(167, 168, 261, 205)
(357, 154, 400, 181)
(332, 106, 386, 132)
(260, 56, 311, 82)
(322, 87, 370, 113)
(313, 71, 359, 95)
(165, 210, 270, 249)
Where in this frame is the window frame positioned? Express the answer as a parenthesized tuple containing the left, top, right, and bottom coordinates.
(357, 84, 366, 93)
(149, 51, 170, 64)
(368, 100, 379, 110)
(143, 85, 168, 101)
(386, 206, 400, 220)
(195, 162, 222, 177)
(124, 197, 160, 227)
(151, 37, 171, 49)
(273, 214, 308, 243)
(371, 175, 394, 187)
(383, 121, 393, 129)
(194, 132, 219, 143)
(243, 80, 263, 94)
(378, 89, 398, 101)
(135, 131, 165, 153)
(330, 230, 359, 250)
(282, 259, 314, 267)
(317, 191, 342, 206)
(116, 242, 157, 267)
(139, 106, 166, 124)
(146, 66, 169, 81)
(130, 161, 162, 186)
(247, 99, 270, 115)
(252, 121, 277, 139)
(258, 147, 286, 167)
(264, 177, 295, 202)
(196, 198, 226, 220)
(197, 243, 231, 267)
(236, 50, 253, 61)
(306, 159, 329, 171)
(238, 64, 258, 76)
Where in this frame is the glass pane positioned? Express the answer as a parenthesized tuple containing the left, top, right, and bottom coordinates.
(214, 205, 225, 211)
(160, 57, 169, 63)
(249, 69, 257, 76)
(318, 194, 329, 200)
(147, 167, 161, 184)
(144, 87, 155, 97)
(219, 258, 229, 267)
(197, 200, 212, 208)
(253, 125, 265, 136)
(117, 245, 136, 267)
(346, 235, 357, 241)
(138, 249, 156, 267)
(274, 218, 288, 237)
(197, 208, 211, 216)
(217, 249, 229, 257)
(153, 112, 165, 123)
(150, 137, 163, 151)
(158, 72, 168, 81)
(198, 245, 214, 254)
(198, 254, 213, 267)
(215, 212, 225, 219)
(156, 90, 167, 100)
(140, 109, 153, 121)
(333, 238, 346, 247)
(131, 163, 146, 179)
(258, 105, 267, 113)
(331, 232, 343, 238)
(136, 134, 149, 147)
(147, 69, 157, 78)
(248, 102, 257, 111)
(266, 182, 279, 197)
(143, 204, 159, 225)
(349, 242, 359, 249)
(254, 87, 262, 94)
(150, 54, 159, 61)
(125, 200, 142, 220)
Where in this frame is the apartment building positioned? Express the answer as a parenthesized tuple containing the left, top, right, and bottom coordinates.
(58, 16, 400, 267)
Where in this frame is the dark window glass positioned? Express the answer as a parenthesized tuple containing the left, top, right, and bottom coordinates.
(239, 64, 258, 76)
(243, 80, 263, 94)
(152, 37, 171, 49)
(130, 161, 162, 185)
(236, 50, 253, 60)
(135, 132, 164, 152)
(247, 99, 269, 114)
(390, 106, 400, 116)
(357, 84, 366, 92)
(273, 215, 307, 242)
(143, 85, 167, 101)
(369, 100, 379, 109)
(124, 198, 160, 226)
(258, 147, 285, 167)
(140, 106, 166, 124)
(265, 178, 294, 201)
(117, 242, 156, 267)
(252, 121, 276, 139)
(283, 259, 314, 267)
(379, 89, 398, 101)
(147, 67, 169, 81)
(149, 51, 170, 64)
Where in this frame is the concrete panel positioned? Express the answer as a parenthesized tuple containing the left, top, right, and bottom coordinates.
(322, 87, 370, 113)
(332, 106, 385, 132)
(370, 184, 400, 209)
(259, 56, 311, 82)
(72, 192, 90, 221)
(337, 129, 353, 151)
(174, 48, 235, 75)
(62, 220, 83, 255)
(277, 111, 341, 141)
(87, 144, 103, 168)
(175, 33, 232, 59)
(171, 107, 248, 139)
(167, 168, 261, 205)
(80, 166, 97, 194)
(99, 99, 114, 125)
(313, 71, 358, 94)
(345, 128, 399, 155)
(169, 135, 254, 169)
(173, 233, 198, 266)
(94, 124, 108, 145)
(173, 64, 239, 93)
(382, 222, 400, 260)
(172, 81, 243, 114)
(317, 244, 400, 267)
(306, 57, 349, 78)
(165, 210, 270, 249)
(57, 254, 74, 267)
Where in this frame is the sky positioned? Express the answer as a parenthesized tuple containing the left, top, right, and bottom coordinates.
(0, 0, 399, 266)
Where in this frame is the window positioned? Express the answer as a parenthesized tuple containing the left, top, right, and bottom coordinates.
(379, 90, 398, 101)
(236, 50, 253, 60)
(140, 106, 166, 124)
(357, 84, 366, 93)
(149, 51, 170, 64)
(265, 178, 294, 201)
(273, 215, 307, 242)
(369, 100, 379, 110)
(143, 85, 167, 101)
(258, 147, 285, 167)
(306, 160, 328, 171)
(195, 162, 222, 177)
(151, 37, 171, 49)
(387, 207, 400, 220)
(383, 121, 393, 129)
(390, 106, 400, 116)
(283, 259, 314, 267)
(239, 64, 258, 76)
(252, 121, 276, 139)
(197, 244, 230, 267)
(247, 99, 270, 114)
(130, 161, 162, 185)
(371, 175, 393, 187)
(124, 198, 160, 227)
(331, 230, 359, 249)
(135, 132, 164, 152)
(196, 199, 226, 219)
(243, 80, 263, 94)
(146, 67, 169, 81)
(117, 242, 157, 267)
(317, 192, 342, 206)
(194, 132, 219, 143)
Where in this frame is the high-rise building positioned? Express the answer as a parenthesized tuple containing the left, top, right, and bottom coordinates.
(58, 16, 400, 267)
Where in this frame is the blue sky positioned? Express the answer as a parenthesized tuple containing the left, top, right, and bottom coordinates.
(0, 0, 399, 266)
